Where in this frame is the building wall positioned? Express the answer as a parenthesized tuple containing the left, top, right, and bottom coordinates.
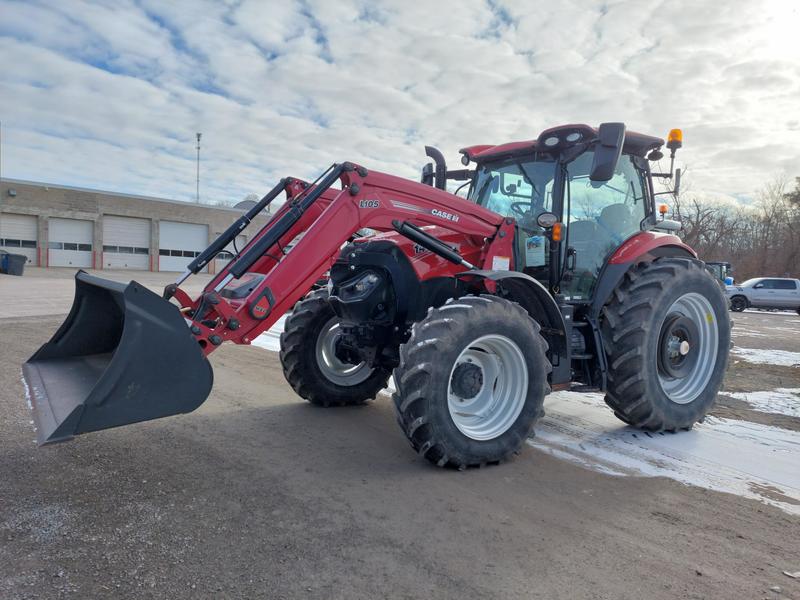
(0, 179, 271, 272)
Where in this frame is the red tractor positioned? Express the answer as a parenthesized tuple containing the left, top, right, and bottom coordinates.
(23, 123, 730, 469)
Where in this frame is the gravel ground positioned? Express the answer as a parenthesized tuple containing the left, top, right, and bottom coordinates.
(714, 310, 800, 431)
(1, 270, 799, 599)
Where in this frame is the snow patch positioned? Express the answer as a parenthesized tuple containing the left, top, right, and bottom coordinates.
(529, 392, 800, 515)
(744, 309, 798, 316)
(726, 388, 800, 418)
(765, 326, 800, 333)
(250, 315, 287, 352)
(730, 347, 800, 367)
(730, 328, 768, 338)
(20, 371, 32, 412)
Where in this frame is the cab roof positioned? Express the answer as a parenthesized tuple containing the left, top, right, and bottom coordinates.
(460, 123, 664, 162)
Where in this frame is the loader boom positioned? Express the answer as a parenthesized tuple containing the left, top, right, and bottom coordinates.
(174, 162, 513, 356)
(24, 160, 512, 445)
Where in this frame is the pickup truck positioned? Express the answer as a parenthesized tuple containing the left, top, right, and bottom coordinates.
(726, 277, 800, 314)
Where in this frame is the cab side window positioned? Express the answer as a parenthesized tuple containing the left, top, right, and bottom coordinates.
(560, 152, 649, 300)
(567, 153, 647, 249)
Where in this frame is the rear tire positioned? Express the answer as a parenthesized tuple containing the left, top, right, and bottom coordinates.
(601, 258, 730, 431)
(393, 295, 551, 468)
(279, 290, 391, 406)
(729, 295, 747, 312)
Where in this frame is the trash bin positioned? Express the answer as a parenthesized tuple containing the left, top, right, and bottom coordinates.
(2, 253, 27, 276)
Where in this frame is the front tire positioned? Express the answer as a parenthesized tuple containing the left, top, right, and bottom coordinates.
(393, 295, 551, 468)
(279, 290, 391, 406)
(601, 258, 730, 431)
(729, 295, 748, 312)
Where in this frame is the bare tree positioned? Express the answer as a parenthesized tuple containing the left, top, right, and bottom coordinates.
(661, 173, 799, 280)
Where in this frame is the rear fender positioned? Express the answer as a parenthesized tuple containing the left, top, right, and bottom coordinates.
(457, 270, 569, 385)
(591, 235, 697, 318)
(607, 231, 695, 265)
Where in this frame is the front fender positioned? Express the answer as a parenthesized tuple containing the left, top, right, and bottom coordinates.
(456, 270, 570, 384)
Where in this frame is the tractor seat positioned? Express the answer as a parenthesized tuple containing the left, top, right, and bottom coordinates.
(597, 204, 634, 245)
(568, 220, 607, 267)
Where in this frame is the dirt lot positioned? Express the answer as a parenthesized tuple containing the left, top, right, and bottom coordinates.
(715, 310, 800, 430)
(1, 269, 799, 599)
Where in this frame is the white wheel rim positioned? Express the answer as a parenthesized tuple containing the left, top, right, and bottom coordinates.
(657, 292, 719, 405)
(447, 334, 528, 441)
(315, 317, 373, 386)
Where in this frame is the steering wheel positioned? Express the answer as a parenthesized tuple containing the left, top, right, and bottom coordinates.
(510, 202, 540, 230)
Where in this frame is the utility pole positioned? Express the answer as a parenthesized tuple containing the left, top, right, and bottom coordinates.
(195, 132, 202, 203)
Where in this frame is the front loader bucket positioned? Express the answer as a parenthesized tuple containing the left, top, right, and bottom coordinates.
(22, 271, 213, 445)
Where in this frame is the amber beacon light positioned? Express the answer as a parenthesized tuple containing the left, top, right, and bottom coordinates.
(667, 128, 683, 151)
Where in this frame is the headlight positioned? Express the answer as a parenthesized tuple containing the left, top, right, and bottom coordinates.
(338, 270, 384, 301)
(353, 272, 380, 294)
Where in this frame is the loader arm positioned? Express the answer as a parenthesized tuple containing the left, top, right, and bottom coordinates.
(23, 161, 514, 445)
(177, 162, 514, 355)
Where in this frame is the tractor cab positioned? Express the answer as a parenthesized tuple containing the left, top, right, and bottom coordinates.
(705, 261, 734, 285)
(461, 124, 680, 303)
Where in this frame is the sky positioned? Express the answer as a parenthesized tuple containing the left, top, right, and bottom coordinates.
(1, 0, 799, 206)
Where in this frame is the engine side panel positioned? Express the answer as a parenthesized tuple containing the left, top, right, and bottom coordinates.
(358, 227, 486, 281)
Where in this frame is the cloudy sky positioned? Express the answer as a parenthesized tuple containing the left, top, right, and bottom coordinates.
(1, 0, 799, 205)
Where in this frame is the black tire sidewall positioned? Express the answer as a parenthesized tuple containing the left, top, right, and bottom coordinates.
(414, 302, 548, 463)
(280, 292, 390, 404)
(730, 296, 747, 312)
(296, 302, 355, 394)
(642, 264, 730, 426)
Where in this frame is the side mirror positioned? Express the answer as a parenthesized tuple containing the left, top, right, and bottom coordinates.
(590, 122, 626, 182)
(674, 168, 682, 198)
(420, 163, 434, 187)
(754, 283, 763, 289)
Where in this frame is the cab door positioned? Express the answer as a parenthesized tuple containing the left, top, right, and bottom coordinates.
(559, 152, 648, 302)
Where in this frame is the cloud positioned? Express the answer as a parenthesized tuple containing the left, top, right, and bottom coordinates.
(0, 0, 799, 205)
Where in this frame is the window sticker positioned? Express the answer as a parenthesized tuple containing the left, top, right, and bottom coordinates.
(525, 235, 545, 267)
(491, 255, 510, 271)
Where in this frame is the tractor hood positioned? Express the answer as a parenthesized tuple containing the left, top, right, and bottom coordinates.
(355, 226, 485, 280)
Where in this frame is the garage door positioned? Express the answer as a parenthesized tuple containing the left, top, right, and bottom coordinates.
(0, 213, 38, 265)
(103, 215, 151, 270)
(159, 221, 208, 272)
(213, 234, 247, 273)
(48, 218, 93, 268)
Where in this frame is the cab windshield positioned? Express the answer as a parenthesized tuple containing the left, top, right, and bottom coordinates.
(467, 155, 557, 285)
(468, 155, 557, 223)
